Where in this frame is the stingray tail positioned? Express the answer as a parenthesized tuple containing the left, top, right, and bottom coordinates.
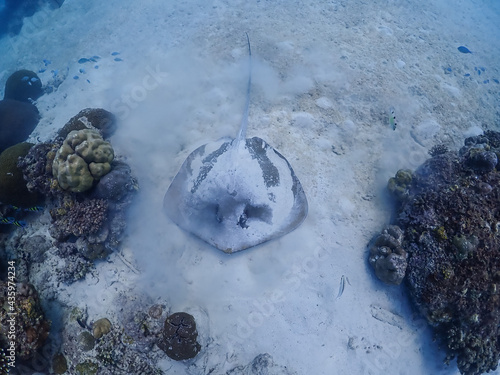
(228, 34, 252, 194)
(235, 33, 252, 145)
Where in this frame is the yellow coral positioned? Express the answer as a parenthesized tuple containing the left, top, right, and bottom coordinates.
(52, 129, 114, 193)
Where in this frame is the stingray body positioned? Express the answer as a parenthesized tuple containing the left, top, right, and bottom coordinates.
(163, 36, 308, 253)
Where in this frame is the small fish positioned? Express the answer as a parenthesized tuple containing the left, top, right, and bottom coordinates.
(0, 217, 15, 224)
(73, 75, 79, 80)
(21, 76, 30, 82)
(24, 206, 44, 212)
(11, 220, 27, 228)
(389, 106, 397, 130)
(493, 79, 499, 84)
(111, 51, 120, 56)
(79, 68, 85, 74)
(336, 275, 351, 299)
(114, 57, 123, 62)
(78, 57, 90, 64)
(458, 46, 472, 54)
(43, 59, 51, 66)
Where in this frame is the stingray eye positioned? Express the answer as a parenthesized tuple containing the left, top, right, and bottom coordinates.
(215, 204, 223, 223)
(238, 208, 249, 229)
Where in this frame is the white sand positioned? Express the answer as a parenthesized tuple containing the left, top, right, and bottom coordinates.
(1, 0, 500, 373)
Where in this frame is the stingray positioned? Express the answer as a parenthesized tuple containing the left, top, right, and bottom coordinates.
(163, 35, 308, 253)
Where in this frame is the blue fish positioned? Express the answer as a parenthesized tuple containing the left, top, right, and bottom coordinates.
(73, 75, 79, 80)
(114, 57, 123, 62)
(111, 51, 120, 56)
(43, 59, 51, 66)
(78, 58, 90, 64)
(458, 46, 472, 54)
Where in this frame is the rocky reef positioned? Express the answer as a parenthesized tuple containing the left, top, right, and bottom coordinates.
(370, 130, 500, 375)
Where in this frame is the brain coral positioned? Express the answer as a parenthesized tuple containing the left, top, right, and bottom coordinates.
(52, 129, 114, 192)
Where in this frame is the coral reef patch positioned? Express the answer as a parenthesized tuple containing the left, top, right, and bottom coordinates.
(370, 130, 500, 375)
(157, 312, 201, 361)
(3, 70, 43, 103)
(15, 109, 137, 282)
(0, 281, 50, 360)
(0, 99, 40, 154)
(52, 129, 114, 193)
(57, 108, 117, 140)
(0, 70, 43, 154)
(368, 225, 407, 285)
(0, 142, 41, 207)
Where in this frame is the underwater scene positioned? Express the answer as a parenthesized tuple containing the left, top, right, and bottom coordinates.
(1, 0, 500, 374)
